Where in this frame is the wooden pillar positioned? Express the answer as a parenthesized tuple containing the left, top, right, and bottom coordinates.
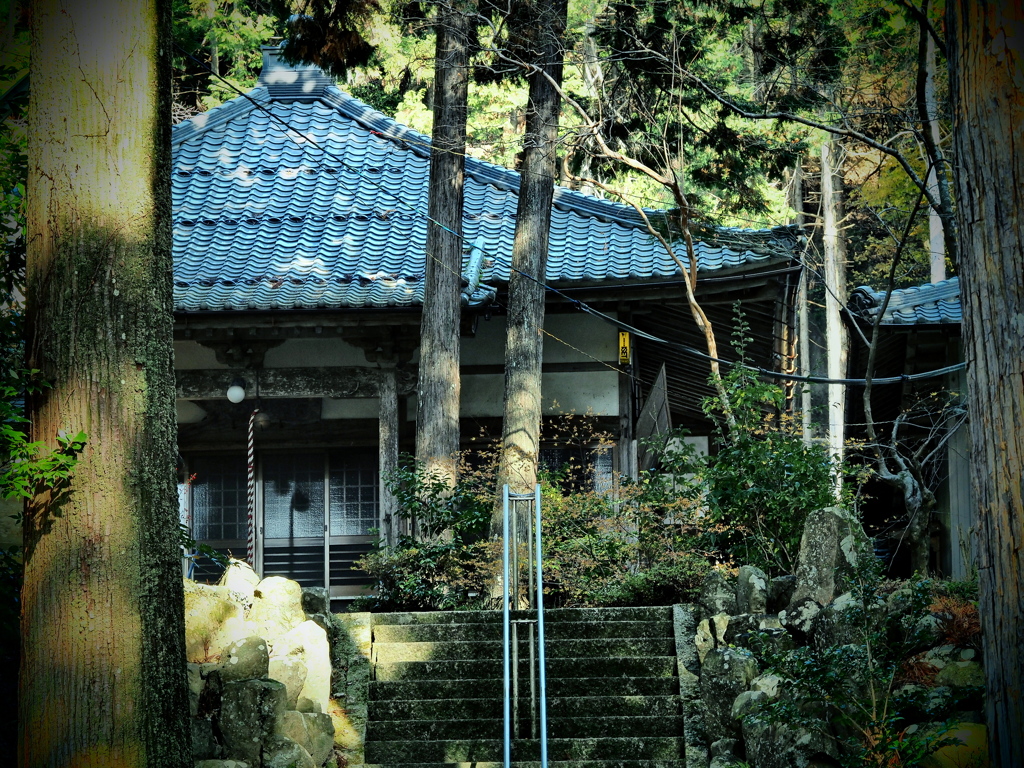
(378, 367, 400, 546)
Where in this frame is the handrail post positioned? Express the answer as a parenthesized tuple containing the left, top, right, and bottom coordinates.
(534, 483, 548, 768)
(502, 484, 511, 768)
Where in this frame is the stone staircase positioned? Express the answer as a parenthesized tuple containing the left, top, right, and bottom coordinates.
(363, 606, 687, 767)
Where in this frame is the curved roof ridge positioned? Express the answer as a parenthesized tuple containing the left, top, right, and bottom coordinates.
(171, 87, 267, 147)
(850, 276, 961, 325)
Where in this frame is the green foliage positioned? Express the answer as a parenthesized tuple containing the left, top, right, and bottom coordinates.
(539, 460, 711, 608)
(699, 316, 840, 573)
(0, 419, 86, 512)
(351, 458, 497, 612)
(583, 0, 840, 220)
(178, 522, 230, 571)
(172, 0, 284, 113)
(353, 419, 713, 612)
(0, 74, 26, 297)
(748, 552, 970, 766)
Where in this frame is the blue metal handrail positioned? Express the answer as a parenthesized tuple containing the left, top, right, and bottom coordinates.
(502, 484, 548, 768)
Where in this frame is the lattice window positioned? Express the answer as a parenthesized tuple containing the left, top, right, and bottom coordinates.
(189, 454, 247, 543)
(329, 453, 379, 536)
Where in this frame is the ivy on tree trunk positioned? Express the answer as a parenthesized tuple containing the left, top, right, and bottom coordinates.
(22, 1, 191, 765)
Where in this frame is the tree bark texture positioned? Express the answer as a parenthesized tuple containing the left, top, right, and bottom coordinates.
(415, 3, 469, 487)
(22, 2, 190, 767)
(948, 1, 1024, 762)
(494, 0, 568, 518)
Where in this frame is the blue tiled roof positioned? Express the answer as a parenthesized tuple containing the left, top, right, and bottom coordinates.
(849, 277, 962, 325)
(171, 48, 800, 312)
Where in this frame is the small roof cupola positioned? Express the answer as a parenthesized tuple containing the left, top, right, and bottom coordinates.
(257, 45, 334, 102)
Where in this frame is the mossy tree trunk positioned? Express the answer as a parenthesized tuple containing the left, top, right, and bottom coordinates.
(416, 2, 470, 491)
(948, 1, 1024, 761)
(493, 0, 568, 528)
(21, 1, 190, 766)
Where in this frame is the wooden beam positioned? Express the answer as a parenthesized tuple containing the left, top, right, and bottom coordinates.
(175, 367, 417, 399)
(176, 362, 619, 400)
(378, 367, 400, 546)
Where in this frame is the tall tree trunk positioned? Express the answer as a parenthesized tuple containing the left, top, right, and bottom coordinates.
(493, 0, 568, 525)
(22, 1, 190, 766)
(792, 158, 813, 444)
(948, 1, 1024, 761)
(207, 0, 220, 77)
(916, 1, 952, 281)
(415, 3, 469, 488)
(821, 138, 847, 493)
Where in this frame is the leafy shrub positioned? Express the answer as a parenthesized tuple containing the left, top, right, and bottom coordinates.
(699, 317, 842, 574)
(539, 458, 711, 607)
(351, 458, 497, 612)
(353, 415, 714, 611)
(586, 558, 711, 607)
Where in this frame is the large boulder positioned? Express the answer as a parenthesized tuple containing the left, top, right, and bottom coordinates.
(184, 580, 244, 663)
(779, 596, 822, 638)
(192, 717, 221, 761)
(276, 710, 335, 766)
(736, 565, 769, 615)
(709, 738, 743, 768)
(722, 613, 791, 652)
(248, 577, 306, 646)
(217, 635, 270, 683)
(269, 655, 309, 710)
(695, 613, 731, 664)
(301, 587, 331, 616)
(788, 507, 869, 610)
(273, 620, 333, 713)
(700, 647, 759, 742)
(742, 716, 839, 768)
(187, 663, 204, 717)
(700, 570, 738, 617)
(935, 660, 985, 688)
(263, 735, 316, 768)
(217, 678, 287, 765)
(220, 558, 262, 603)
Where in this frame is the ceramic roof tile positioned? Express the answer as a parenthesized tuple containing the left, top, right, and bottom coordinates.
(171, 47, 799, 312)
(849, 277, 962, 325)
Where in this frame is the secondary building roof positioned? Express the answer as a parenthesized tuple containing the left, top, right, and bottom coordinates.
(171, 47, 800, 313)
(849, 277, 962, 326)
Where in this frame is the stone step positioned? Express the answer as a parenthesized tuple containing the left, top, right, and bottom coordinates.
(370, 695, 680, 722)
(366, 715, 683, 741)
(370, 675, 678, 701)
(373, 656, 678, 682)
(363, 762, 686, 768)
(373, 620, 673, 644)
(363, 736, 686, 763)
(373, 637, 675, 663)
(367, 606, 673, 627)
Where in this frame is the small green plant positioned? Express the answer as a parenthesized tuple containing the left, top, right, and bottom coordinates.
(699, 311, 842, 574)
